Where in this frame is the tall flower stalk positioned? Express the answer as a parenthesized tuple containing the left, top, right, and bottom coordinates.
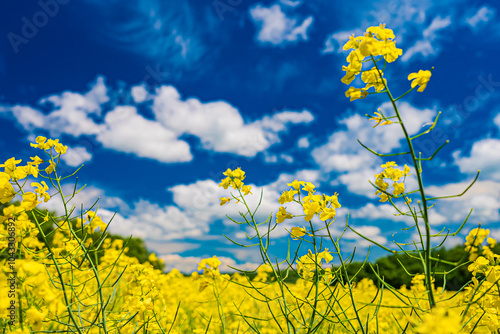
(340, 23, 479, 308)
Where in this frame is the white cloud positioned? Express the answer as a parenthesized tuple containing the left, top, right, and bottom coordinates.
(466, 6, 495, 28)
(10, 106, 46, 131)
(343, 225, 387, 248)
(264, 153, 278, 163)
(453, 138, 500, 181)
(39, 184, 130, 217)
(6, 77, 107, 138)
(145, 242, 199, 255)
(491, 228, 500, 241)
(152, 85, 313, 157)
(373, 2, 427, 26)
(61, 146, 93, 167)
(249, 4, 313, 45)
(402, 16, 451, 62)
(108, 199, 206, 240)
(165, 168, 326, 242)
(349, 202, 447, 226)
(280, 154, 293, 163)
(169, 178, 281, 227)
(426, 180, 500, 225)
(3, 78, 312, 163)
(40, 182, 210, 242)
(494, 113, 500, 130)
(130, 85, 150, 103)
(350, 203, 402, 222)
(401, 40, 434, 61)
(161, 254, 204, 273)
(38, 166, 343, 269)
(422, 16, 452, 39)
(312, 102, 435, 196)
(280, 0, 301, 7)
(97, 105, 193, 163)
(297, 136, 309, 148)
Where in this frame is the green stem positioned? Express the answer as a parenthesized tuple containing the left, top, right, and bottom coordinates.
(213, 277, 226, 333)
(53, 153, 109, 331)
(371, 56, 436, 308)
(236, 186, 294, 333)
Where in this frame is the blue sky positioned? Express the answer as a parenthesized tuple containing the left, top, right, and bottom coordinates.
(1, 0, 499, 272)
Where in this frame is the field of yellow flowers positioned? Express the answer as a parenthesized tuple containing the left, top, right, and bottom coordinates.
(1, 24, 500, 334)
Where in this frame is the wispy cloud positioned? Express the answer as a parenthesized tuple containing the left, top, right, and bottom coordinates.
(70, 1, 207, 72)
(401, 16, 452, 62)
(465, 6, 495, 28)
(249, 3, 313, 46)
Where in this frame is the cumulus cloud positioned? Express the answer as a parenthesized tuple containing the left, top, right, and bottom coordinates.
(494, 113, 500, 130)
(343, 225, 387, 248)
(426, 180, 500, 225)
(8, 77, 107, 137)
(130, 85, 150, 103)
(39, 168, 327, 262)
(450, 112, 500, 208)
(46, 174, 493, 263)
(312, 101, 435, 196)
(108, 200, 206, 241)
(152, 86, 313, 157)
(39, 184, 130, 217)
(145, 242, 200, 256)
(97, 105, 192, 163)
(249, 3, 313, 45)
(10, 106, 46, 131)
(297, 136, 309, 148)
(349, 202, 447, 226)
(280, 154, 293, 163)
(61, 146, 93, 167)
(350, 203, 402, 222)
(2, 77, 313, 163)
(453, 138, 500, 181)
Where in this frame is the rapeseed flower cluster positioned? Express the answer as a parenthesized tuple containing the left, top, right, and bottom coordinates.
(276, 179, 341, 238)
(465, 227, 493, 260)
(218, 167, 252, 205)
(296, 249, 333, 281)
(341, 24, 431, 101)
(374, 161, 411, 202)
(341, 24, 402, 100)
(462, 228, 500, 333)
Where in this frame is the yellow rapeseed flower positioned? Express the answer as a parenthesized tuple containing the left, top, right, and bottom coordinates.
(408, 70, 432, 92)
